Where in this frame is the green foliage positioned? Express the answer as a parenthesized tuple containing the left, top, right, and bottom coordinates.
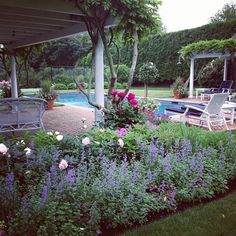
(67, 82, 77, 90)
(53, 75, 73, 85)
(39, 80, 57, 100)
(180, 39, 236, 59)
(122, 19, 236, 83)
(54, 83, 68, 90)
(172, 77, 188, 96)
(137, 62, 159, 84)
(210, 2, 236, 23)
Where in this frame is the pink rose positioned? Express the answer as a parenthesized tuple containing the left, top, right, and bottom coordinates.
(59, 159, 68, 170)
(117, 92, 126, 98)
(0, 143, 8, 155)
(82, 137, 90, 145)
(127, 93, 135, 101)
(129, 99, 138, 106)
(111, 90, 118, 96)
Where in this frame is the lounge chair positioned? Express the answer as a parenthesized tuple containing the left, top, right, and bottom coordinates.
(201, 80, 233, 100)
(165, 93, 229, 131)
(0, 97, 47, 133)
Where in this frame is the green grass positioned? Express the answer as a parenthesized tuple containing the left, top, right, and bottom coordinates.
(21, 86, 173, 99)
(121, 189, 236, 236)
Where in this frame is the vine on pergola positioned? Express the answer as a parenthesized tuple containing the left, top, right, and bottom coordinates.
(179, 39, 236, 59)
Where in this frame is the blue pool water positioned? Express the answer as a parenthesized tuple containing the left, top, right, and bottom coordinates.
(56, 92, 198, 114)
(57, 92, 96, 109)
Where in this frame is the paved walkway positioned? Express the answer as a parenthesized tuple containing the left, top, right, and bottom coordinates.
(43, 103, 236, 136)
(43, 105, 95, 136)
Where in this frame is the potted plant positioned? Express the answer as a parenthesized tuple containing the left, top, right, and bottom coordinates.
(172, 77, 188, 99)
(39, 80, 57, 110)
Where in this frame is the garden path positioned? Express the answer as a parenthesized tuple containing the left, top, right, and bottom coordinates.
(43, 105, 95, 136)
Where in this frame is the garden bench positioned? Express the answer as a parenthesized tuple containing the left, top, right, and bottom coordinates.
(0, 97, 47, 133)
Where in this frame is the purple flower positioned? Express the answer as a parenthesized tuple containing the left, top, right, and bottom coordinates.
(66, 169, 76, 185)
(40, 185, 49, 207)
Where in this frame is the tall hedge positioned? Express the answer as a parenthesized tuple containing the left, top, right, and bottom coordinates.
(121, 20, 236, 84)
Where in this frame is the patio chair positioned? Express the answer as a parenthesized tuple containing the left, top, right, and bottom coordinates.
(182, 93, 229, 131)
(0, 97, 47, 133)
(201, 80, 233, 100)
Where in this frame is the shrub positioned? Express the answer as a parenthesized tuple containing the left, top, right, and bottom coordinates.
(54, 83, 68, 90)
(53, 75, 72, 84)
(67, 83, 77, 90)
(115, 82, 123, 89)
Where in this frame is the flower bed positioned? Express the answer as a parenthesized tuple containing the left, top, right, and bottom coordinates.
(1, 124, 236, 235)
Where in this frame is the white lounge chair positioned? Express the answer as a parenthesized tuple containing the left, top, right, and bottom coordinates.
(183, 93, 229, 131)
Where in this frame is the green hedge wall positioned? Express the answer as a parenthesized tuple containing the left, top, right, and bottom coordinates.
(121, 20, 236, 84)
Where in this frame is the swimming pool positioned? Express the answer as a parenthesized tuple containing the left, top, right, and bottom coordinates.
(57, 92, 96, 109)
(56, 92, 198, 115)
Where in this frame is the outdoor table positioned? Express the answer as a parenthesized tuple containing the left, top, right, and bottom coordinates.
(222, 103, 236, 125)
(195, 88, 207, 99)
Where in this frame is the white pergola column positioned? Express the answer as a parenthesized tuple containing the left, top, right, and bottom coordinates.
(189, 58, 194, 98)
(10, 55, 18, 98)
(223, 58, 227, 81)
(95, 35, 104, 123)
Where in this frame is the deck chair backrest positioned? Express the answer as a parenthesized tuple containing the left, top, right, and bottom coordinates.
(219, 80, 233, 90)
(204, 93, 228, 115)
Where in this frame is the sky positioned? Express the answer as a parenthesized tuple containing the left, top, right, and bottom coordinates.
(159, 0, 234, 32)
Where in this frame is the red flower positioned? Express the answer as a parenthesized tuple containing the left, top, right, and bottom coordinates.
(129, 99, 138, 106)
(111, 90, 118, 96)
(117, 92, 126, 98)
(127, 93, 135, 101)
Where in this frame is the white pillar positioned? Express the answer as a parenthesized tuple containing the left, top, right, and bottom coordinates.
(95, 35, 104, 124)
(10, 55, 18, 98)
(189, 58, 194, 98)
(223, 58, 227, 81)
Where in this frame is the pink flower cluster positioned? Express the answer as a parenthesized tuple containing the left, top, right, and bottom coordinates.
(0, 80, 11, 89)
(127, 92, 138, 109)
(115, 128, 129, 136)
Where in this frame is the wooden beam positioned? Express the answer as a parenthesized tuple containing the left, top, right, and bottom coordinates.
(0, 0, 84, 15)
(0, 15, 76, 27)
(1, 6, 82, 22)
(0, 21, 62, 31)
(8, 22, 87, 49)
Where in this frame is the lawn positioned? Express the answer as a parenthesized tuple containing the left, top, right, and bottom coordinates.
(121, 189, 236, 236)
(21, 86, 173, 99)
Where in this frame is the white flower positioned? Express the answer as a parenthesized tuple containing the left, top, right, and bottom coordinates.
(24, 147, 32, 156)
(99, 129, 104, 133)
(81, 117, 87, 122)
(47, 131, 53, 135)
(56, 135, 63, 141)
(55, 131, 60, 135)
(117, 138, 124, 148)
(83, 125, 87, 129)
(82, 137, 90, 145)
(0, 143, 8, 155)
(59, 159, 68, 170)
(20, 140, 25, 145)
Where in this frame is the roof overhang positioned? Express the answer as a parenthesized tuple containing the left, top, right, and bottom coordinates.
(0, 0, 115, 49)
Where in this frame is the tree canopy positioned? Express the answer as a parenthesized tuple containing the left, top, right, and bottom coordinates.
(210, 2, 236, 23)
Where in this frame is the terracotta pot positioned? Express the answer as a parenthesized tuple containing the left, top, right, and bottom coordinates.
(47, 99, 55, 110)
(173, 89, 184, 99)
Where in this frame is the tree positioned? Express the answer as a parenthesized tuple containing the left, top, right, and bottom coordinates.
(70, 0, 161, 108)
(137, 62, 159, 97)
(210, 2, 236, 23)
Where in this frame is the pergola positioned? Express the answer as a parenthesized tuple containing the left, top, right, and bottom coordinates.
(0, 0, 114, 121)
(188, 52, 230, 98)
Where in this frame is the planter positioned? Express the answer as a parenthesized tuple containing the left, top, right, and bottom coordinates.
(173, 89, 184, 99)
(46, 99, 55, 110)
